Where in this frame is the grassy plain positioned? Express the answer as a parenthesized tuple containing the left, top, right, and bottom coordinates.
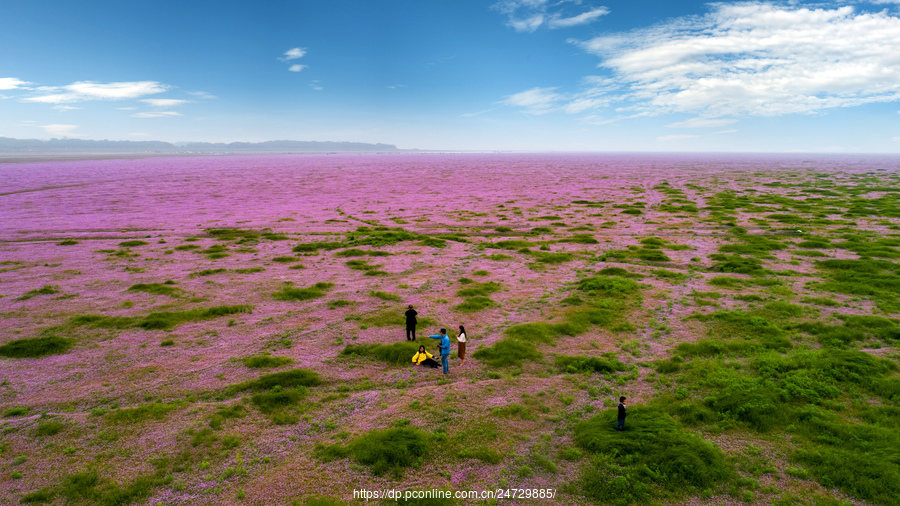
(1, 153, 899, 505)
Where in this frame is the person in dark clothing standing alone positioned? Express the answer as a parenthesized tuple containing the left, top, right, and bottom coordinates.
(405, 305, 418, 341)
(616, 396, 627, 431)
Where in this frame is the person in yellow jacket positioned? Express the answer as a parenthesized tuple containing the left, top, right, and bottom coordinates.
(412, 345, 440, 368)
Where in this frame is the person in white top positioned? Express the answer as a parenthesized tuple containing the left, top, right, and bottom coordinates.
(457, 324, 467, 365)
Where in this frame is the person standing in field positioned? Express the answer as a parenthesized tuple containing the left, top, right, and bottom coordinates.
(616, 396, 627, 431)
(457, 324, 467, 365)
(405, 304, 418, 341)
(429, 328, 451, 374)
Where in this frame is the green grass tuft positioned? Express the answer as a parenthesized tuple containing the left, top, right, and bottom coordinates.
(340, 342, 421, 365)
(274, 283, 334, 301)
(319, 427, 429, 477)
(370, 290, 401, 301)
(242, 355, 294, 368)
(0, 336, 73, 358)
(241, 369, 323, 390)
(105, 402, 181, 424)
(472, 339, 540, 367)
(127, 282, 183, 297)
(456, 282, 501, 297)
(577, 276, 640, 295)
(17, 285, 60, 300)
(575, 406, 733, 504)
(454, 296, 498, 312)
(555, 354, 626, 374)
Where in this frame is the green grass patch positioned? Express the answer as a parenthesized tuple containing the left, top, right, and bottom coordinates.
(328, 299, 353, 309)
(456, 282, 501, 297)
(559, 234, 598, 244)
(105, 402, 181, 424)
(577, 276, 640, 295)
(340, 342, 420, 365)
(655, 269, 687, 282)
(531, 251, 575, 264)
(0, 336, 73, 358)
(454, 296, 498, 312)
(242, 355, 293, 368)
(118, 240, 149, 247)
(273, 282, 334, 301)
(4, 406, 28, 417)
(801, 296, 840, 307)
(71, 306, 252, 331)
(472, 339, 540, 367)
(194, 268, 227, 276)
(127, 282, 182, 297)
(292, 241, 343, 253)
(708, 276, 745, 288)
(251, 388, 306, 414)
(317, 427, 429, 477)
(234, 267, 265, 274)
(34, 420, 65, 436)
(555, 354, 626, 374)
(237, 369, 323, 390)
(487, 240, 535, 250)
(335, 249, 392, 257)
(17, 285, 60, 300)
(458, 447, 504, 464)
(575, 406, 733, 504)
(370, 290, 401, 301)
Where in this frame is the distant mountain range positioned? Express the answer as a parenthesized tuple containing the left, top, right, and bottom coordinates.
(0, 137, 401, 154)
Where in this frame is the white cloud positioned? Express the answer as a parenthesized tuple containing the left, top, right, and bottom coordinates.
(713, 129, 738, 134)
(893, 136, 900, 141)
(41, 124, 82, 137)
(187, 91, 216, 100)
(387, 84, 407, 89)
(52, 105, 80, 111)
(657, 134, 698, 142)
(666, 117, 738, 129)
(116, 107, 137, 110)
(288, 64, 307, 72)
(280, 47, 307, 61)
(0, 77, 30, 90)
(500, 87, 564, 114)
(548, 7, 610, 29)
(131, 111, 181, 118)
(509, 14, 545, 32)
(141, 98, 188, 107)
(572, 3, 900, 117)
(309, 80, 323, 91)
(23, 81, 168, 104)
(493, 0, 609, 32)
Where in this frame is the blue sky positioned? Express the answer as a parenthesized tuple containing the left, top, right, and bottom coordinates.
(2, 0, 900, 152)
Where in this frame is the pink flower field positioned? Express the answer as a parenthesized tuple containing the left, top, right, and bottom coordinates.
(1, 153, 899, 506)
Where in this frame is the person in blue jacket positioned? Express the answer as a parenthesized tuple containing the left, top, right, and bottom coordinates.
(429, 328, 451, 374)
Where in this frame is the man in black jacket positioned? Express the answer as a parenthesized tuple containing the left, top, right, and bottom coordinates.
(616, 396, 627, 431)
(405, 305, 418, 341)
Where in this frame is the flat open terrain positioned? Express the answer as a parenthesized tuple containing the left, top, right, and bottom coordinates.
(1, 153, 899, 506)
